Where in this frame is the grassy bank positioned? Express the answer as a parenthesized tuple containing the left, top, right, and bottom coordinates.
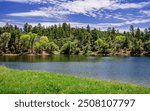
(0, 66, 150, 94)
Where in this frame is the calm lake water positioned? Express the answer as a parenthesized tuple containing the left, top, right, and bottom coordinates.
(0, 55, 150, 87)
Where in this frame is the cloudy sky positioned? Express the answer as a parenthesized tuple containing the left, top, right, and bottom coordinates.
(0, 0, 150, 31)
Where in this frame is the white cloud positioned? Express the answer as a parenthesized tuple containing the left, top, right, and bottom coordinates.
(140, 10, 150, 16)
(113, 15, 128, 21)
(0, 22, 6, 27)
(124, 19, 150, 25)
(7, 10, 48, 17)
(1, 19, 15, 22)
(7, 6, 72, 19)
(6, 0, 150, 19)
(96, 19, 150, 27)
(60, 0, 114, 14)
(59, 0, 150, 17)
(108, 2, 150, 10)
(0, 21, 23, 27)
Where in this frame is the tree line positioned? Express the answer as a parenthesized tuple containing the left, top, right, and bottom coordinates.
(0, 23, 150, 55)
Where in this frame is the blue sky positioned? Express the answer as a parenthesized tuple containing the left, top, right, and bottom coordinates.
(0, 0, 150, 31)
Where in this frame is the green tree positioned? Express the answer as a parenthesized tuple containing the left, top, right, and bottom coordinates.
(61, 40, 78, 55)
(34, 36, 49, 53)
(135, 28, 141, 39)
(132, 39, 144, 53)
(47, 42, 59, 54)
(0, 32, 11, 52)
(95, 38, 109, 53)
(24, 23, 32, 33)
(115, 35, 126, 50)
(130, 25, 135, 37)
(144, 40, 150, 51)
(9, 28, 20, 52)
(28, 32, 38, 53)
(95, 38, 104, 52)
(20, 34, 31, 51)
(87, 25, 90, 32)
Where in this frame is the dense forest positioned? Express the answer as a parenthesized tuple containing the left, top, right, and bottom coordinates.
(0, 23, 150, 56)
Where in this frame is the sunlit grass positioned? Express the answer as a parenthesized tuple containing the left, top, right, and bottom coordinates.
(0, 66, 150, 94)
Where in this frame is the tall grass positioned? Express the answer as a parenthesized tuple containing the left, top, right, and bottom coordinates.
(0, 66, 150, 94)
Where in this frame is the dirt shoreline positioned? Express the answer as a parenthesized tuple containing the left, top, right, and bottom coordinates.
(0, 53, 50, 56)
(0, 51, 150, 56)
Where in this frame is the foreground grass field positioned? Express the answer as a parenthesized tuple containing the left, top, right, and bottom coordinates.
(0, 66, 150, 94)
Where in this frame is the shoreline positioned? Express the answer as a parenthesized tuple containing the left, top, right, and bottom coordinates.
(0, 66, 150, 94)
(0, 51, 150, 57)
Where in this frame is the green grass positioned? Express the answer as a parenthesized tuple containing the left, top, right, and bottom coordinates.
(0, 66, 150, 94)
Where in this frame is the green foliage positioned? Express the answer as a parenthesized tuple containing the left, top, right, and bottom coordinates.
(115, 35, 126, 43)
(0, 66, 150, 94)
(0, 32, 11, 51)
(28, 32, 38, 52)
(95, 38, 104, 51)
(115, 35, 126, 50)
(34, 42, 41, 53)
(20, 34, 31, 50)
(83, 44, 91, 54)
(144, 40, 150, 51)
(39, 36, 49, 47)
(47, 42, 59, 54)
(34, 36, 49, 53)
(95, 38, 109, 53)
(132, 39, 144, 52)
(61, 41, 78, 54)
(74, 48, 80, 55)
(0, 32, 11, 43)
(0, 23, 150, 55)
(24, 23, 32, 33)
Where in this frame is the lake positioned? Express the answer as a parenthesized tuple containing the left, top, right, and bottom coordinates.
(0, 55, 150, 87)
